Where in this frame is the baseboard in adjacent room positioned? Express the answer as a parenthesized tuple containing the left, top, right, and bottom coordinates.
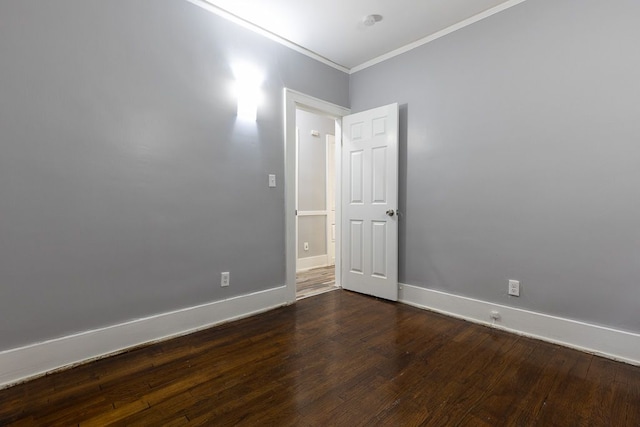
(399, 283, 640, 366)
(0, 286, 287, 389)
(297, 254, 330, 272)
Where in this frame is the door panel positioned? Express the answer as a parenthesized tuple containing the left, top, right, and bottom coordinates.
(350, 150, 364, 203)
(371, 221, 387, 277)
(349, 220, 364, 273)
(341, 103, 398, 301)
(372, 146, 387, 203)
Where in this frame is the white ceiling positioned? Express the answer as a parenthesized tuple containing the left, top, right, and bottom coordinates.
(202, 0, 519, 71)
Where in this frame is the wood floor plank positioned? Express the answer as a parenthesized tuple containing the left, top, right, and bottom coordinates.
(296, 265, 338, 299)
(621, 364, 640, 425)
(533, 352, 594, 426)
(1, 290, 639, 426)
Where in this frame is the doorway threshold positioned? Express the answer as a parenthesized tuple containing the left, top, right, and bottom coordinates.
(296, 265, 338, 300)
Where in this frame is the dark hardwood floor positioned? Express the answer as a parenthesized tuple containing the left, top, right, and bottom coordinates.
(1, 290, 639, 426)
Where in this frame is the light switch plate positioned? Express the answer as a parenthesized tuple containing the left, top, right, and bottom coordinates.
(268, 174, 276, 188)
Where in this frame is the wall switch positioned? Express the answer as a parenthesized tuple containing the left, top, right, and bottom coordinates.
(221, 272, 230, 287)
(268, 174, 276, 188)
(508, 279, 520, 296)
(303, 242, 309, 251)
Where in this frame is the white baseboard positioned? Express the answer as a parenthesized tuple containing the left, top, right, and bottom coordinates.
(399, 283, 640, 366)
(297, 254, 329, 272)
(0, 286, 287, 389)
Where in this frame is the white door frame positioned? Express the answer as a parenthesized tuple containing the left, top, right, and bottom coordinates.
(326, 134, 336, 266)
(284, 88, 350, 304)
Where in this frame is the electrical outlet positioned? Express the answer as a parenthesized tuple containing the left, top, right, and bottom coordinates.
(303, 242, 309, 251)
(508, 279, 520, 297)
(221, 272, 230, 287)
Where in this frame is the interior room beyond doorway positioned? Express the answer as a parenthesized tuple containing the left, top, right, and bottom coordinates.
(295, 109, 337, 299)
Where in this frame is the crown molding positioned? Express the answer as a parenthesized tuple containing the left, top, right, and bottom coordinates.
(350, 0, 528, 74)
(186, 0, 350, 74)
(187, 0, 528, 75)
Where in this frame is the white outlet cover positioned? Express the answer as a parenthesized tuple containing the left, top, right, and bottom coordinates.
(221, 272, 230, 287)
(508, 279, 520, 296)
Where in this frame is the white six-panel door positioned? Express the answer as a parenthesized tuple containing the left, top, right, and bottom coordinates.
(341, 103, 399, 301)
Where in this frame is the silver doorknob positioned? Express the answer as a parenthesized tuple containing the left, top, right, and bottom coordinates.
(386, 209, 395, 217)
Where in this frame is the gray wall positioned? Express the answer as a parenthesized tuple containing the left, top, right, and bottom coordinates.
(297, 216, 327, 258)
(296, 109, 334, 259)
(350, 0, 640, 334)
(0, 0, 348, 350)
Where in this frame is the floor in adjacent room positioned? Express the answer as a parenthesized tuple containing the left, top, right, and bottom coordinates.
(296, 264, 338, 299)
(1, 290, 639, 426)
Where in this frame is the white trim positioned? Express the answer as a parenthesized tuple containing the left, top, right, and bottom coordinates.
(297, 286, 339, 301)
(350, 0, 529, 73)
(326, 134, 336, 266)
(295, 126, 300, 278)
(0, 286, 286, 389)
(399, 283, 640, 366)
(297, 210, 328, 216)
(187, 0, 527, 75)
(185, 0, 349, 73)
(297, 254, 330, 272)
(333, 121, 343, 287)
(284, 89, 350, 304)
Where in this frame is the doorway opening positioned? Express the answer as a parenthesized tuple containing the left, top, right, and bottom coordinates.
(284, 89, 350, 304)
(286, 91, 399, 303)
(295, 109, 337, 299)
